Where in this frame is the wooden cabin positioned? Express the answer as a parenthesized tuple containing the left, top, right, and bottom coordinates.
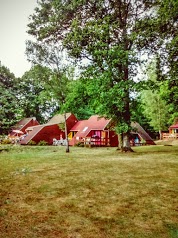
(18, 114, 155, 147)
(130, 122, 156, 145)
(69, 115, 118, 147)
(69, 116, 155, 147)
(162, 123, 178, 139)
(11, 117, 39, 134)
(20, 113, 78, 145)
(169, 123, 178, 134)
(8, 117, 39, 142)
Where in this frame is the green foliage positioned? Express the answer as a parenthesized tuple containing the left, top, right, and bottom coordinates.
(75, 141, 84, 147)
(25, 40, 75, 116)
(131, 97, 157, 139)
(26, 40, 74, 152)
(138, 0, 178, 111)
(17, 65, 58, 123)
(155, 1, 178, 124)
(27, 140, 37, 145)
(141, 90, 169, 132)
(27, 0, 178, 148)
(140, 60, 170, 136)
(0, 64, 20, 134)
(38, 140, 48, 146)
(157, 0, 178, 75)
(28, 1, 157, 138)
(64, 78, 95, 120)
(160, 80, 178, 124)
(1, 138, 12, 145)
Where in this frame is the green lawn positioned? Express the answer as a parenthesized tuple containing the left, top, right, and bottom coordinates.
(0, 145, 178, 238)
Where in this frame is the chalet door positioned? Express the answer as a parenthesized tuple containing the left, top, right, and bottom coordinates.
(95, 131, 101, 145)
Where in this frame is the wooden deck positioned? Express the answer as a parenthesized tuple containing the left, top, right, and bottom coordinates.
(83, 137, 110, 147)
(68, 137, 110, 147)
(162, 133, 178, 140)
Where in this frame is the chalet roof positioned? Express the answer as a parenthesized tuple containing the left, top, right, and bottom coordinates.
(13, 117, 37, 130)
(46, 113, 72, 125)
(131, 122, 155, 144)
(87, 115, 111, 130)
(71, 115, 111, 138)
(25, 124, 45, 132)
(169, 123, 178, 129)
(20, 125, 44, 145)
(70, 120, 88, 131)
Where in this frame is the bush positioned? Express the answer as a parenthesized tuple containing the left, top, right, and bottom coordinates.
(75, 141, 84, 147)
(28, 140, 37, 145)
(38, 140, 48, 146)
(1, 138, 12, 144)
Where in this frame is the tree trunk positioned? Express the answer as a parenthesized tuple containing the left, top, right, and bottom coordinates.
(122, 132, 134, 152)
(117, 133, 123, 150)
(159, 130, 162, 140)
(64, 112, 70, 153)
(119, 35, 133, 153)
(117, 132, 133, 152)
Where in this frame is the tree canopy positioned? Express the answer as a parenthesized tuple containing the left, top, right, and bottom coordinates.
(26, 39, 76, 152)
(28, 0, 167, 151)
(0, 64, 20, 134)
(17, 65, 59, 123)
(27, 0, 178, 150)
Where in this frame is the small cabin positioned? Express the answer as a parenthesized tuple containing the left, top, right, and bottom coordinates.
(130, 122, 156, 145)
(69, 117, 155, 147)
(11, 117, 39, 134)
(169, 123, 178, 134)
(69, 115, 118, 147)
(20, 113, 78, 145)
(8, 117, 39, 142)
(162, 123, 178, 140)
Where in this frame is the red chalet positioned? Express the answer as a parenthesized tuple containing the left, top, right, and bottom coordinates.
(162, 122, 178, 140)
(68, 116, 155, 147)
(169, 123, 178, 134)
(20, 113, 78, 145)
(9, 117, 39, 138)
(68, 115, 118, 147)
(12, 117, 39, 133)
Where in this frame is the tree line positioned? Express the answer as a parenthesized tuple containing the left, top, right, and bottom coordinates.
(0, 0, 177, 151)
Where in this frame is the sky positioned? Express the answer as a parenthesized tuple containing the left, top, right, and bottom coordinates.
(0, 0, 38, 78)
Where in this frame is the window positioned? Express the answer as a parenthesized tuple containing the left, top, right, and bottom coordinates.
(83, 127, 88, 132)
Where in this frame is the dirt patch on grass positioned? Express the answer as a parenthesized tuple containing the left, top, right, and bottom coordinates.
(155, 139, 178, 146)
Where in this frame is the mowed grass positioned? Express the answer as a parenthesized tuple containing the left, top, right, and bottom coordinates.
(0, 145, 178, 238)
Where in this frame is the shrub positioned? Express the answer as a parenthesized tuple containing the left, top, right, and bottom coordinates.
(38, 140, 48, 146)
(1, 138, 12, 144)
(75, 141, 84, 147)
(28, 140, 36, 145)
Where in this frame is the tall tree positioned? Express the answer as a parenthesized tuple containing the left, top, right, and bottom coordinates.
(28, 0, 178, 150)
(0, 64, 20, 134)
(140, 59, 170, 139)
(157, 0, 178, 123)
(140, 0, 178, 122)
(160, 81, 178, 124)
(141, 91, 169, 139)
(64, 77, 95, 120)
(17, 65, 58, 123)
(26, 41, 74, 152)
(157, 0, 178, 76)
(27, 0, 169, 151)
